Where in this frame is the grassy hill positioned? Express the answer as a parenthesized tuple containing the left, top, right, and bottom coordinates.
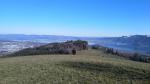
(8, 40, 88, 56)
(0, 49, 150, 84)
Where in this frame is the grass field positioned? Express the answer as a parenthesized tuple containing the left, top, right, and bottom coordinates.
(0, 49, 150, 84)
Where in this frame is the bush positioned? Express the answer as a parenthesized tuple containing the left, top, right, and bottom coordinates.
(130, 53, 150, 63)
(91, 45, 100, 50)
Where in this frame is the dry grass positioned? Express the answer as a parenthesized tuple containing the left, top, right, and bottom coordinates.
(0, 49, 149, 84)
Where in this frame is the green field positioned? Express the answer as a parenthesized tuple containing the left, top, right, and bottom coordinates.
(0, 49, 150, 84)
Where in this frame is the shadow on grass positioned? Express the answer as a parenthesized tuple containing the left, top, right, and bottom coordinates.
(60, 61, 150, 80)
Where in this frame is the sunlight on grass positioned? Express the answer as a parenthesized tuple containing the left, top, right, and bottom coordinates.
(0, 49, 149, 84)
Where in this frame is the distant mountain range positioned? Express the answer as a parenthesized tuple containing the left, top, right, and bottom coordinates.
(99, 35, 150, 55)
(0, 34, 150, 56)
(0, 34, 81, 43)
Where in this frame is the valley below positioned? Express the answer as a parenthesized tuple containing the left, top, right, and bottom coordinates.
(0, 41, 44, 56)
(0, 34, 150, 57)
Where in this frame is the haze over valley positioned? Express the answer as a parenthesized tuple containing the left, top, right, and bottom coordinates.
(0, 34, 150, 56)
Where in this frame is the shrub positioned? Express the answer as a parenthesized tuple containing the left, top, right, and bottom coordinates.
(91, 45, 100, 50)
(129, 53, 150, 63)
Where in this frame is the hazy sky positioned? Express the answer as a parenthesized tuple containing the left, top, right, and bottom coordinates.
(0, 0, 150, 37)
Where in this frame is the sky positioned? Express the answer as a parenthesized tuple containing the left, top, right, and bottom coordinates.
(0, 0, 150, 37)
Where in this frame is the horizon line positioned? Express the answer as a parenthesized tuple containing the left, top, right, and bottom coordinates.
(0, 33, 149, 38)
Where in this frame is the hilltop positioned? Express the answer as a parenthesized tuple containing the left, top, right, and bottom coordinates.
(8, 40, 88, 56)
(0, 49, 149, 84)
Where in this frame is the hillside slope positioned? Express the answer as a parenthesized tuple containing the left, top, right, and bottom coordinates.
(0, 49, 150, 84)
(8, 40, 88, 56)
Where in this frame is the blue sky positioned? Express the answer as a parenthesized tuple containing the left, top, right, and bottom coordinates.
(0, 0, 150, 37)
